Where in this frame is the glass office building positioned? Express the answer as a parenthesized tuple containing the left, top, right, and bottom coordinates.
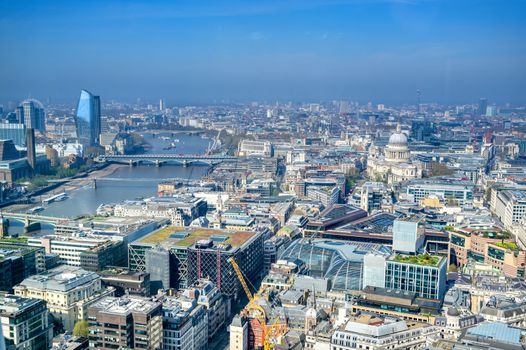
(17, 99, 45, 132)
(280, 239, 391, 291)
(385, 256, 447, 300)
(75, 89, 101, 147)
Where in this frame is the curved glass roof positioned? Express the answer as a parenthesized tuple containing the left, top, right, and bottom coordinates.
(280, 239, 391, 291)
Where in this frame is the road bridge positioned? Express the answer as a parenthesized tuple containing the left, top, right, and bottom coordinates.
(0, 212, 72, 233)
(96, 154, 238, 166)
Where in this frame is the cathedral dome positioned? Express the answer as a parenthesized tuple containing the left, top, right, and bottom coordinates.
(388, 124, 408, 147)
(385, 123, 410, 163)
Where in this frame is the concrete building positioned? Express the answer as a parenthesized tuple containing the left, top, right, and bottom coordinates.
(392, 217, 425, 254)
(13, 265, 114, 332)
(229, 315, 248, 350)
(237, 140, 273, 157)
(331, 315, 438, 350)
(306, 185, 340, 207)
(99, 270, 151, 297)
(191, 279, 228, 340)
(478, 298, 526, 327)
(349, 181, 393, 213)
(162, 295, 208, 350)
(405, 177, 474, 207)
(27, 235, 126, 271)
(88, 296, 163, 350)
(492, 189, 526, 230)
(449, 229, 526, 278)
(114, 196, 207, 226)
(263, 235, 291, 275)
(0, 295, 52, 350)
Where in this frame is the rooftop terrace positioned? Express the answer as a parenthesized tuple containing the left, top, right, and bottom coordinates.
(391, 254, 441, 267)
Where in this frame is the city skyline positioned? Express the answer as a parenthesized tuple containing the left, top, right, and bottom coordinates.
(1, 0, 525, 104)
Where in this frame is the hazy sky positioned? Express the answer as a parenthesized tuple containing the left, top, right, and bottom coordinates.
(1, 0, 525, 104)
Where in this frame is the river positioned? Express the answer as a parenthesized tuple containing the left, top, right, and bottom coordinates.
(37, 133, 210, 218)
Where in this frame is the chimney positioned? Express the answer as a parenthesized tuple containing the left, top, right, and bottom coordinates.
(26, 128, 36, 170)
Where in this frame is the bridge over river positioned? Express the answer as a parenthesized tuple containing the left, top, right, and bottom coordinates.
(96, 154, 238, 166)
(0, 212, 73, 233)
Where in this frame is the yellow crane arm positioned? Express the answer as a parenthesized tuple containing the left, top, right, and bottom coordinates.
(228, 257, 253, 302)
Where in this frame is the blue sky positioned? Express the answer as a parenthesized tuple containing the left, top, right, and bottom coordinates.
(1, 0, 525, 104)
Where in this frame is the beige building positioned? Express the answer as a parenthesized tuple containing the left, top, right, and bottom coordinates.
(367, 124, 421, 184)
(230, 314, 249, 350)
(13, 265, 114, 332)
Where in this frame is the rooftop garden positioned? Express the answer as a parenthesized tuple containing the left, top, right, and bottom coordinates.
(480, 230, 512, 240)
(393, 254, 440, 266)
(0, 236, 29, 244)
(494, 242, 518, 250)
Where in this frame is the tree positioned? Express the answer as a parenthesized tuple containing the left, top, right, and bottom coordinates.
(429, 163, 454, 177)
(448, 264, 458, 273)
(73, 320, 89, 337)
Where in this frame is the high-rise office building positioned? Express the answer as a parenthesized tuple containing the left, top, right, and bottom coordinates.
(478, 98, 488, 116)
(159, 98, 165, 111)
(18, 99, 45, 132)
(75, 89, 101, 147)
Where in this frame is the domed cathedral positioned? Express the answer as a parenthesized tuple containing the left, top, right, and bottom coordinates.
(367, 123, 422, 184)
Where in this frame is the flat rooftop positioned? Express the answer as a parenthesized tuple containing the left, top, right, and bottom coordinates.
(0, 295, 43, 316)
(90, 296, 160, 316)
(16, 265, 99, 292)
(135, 226, 257, 249)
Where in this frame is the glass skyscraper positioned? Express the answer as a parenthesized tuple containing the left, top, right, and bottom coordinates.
(75, 89, 101, 147)
(17, 99, 45, 132)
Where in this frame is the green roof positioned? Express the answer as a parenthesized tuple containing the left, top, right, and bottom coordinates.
(494, 242, 518, 250)
(392, 254, 441, 267)
(136, 226, 256, 249)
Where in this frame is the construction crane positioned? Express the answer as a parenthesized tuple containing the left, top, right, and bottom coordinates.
(228, 257, 254, 303)
(228, 257, 287, 350)
(228, 257, 266, 319)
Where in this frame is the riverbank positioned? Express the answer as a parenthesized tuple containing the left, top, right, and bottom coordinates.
(61, 163, 126, 191)
(4, 163, 126, 213)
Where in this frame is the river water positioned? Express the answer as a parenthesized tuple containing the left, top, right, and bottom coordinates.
(41, 133, 211, 218)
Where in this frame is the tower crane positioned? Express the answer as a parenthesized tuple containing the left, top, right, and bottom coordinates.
(228, 257, 287, 349)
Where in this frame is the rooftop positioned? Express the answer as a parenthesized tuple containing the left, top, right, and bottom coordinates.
(391, 254, 442, 267)
(0, 294, 44, 316)
(135, 226, 256, 249)
(90, 296, 160, 315)
(465, 322, 523, 345)
(15, 265, 99, 292)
